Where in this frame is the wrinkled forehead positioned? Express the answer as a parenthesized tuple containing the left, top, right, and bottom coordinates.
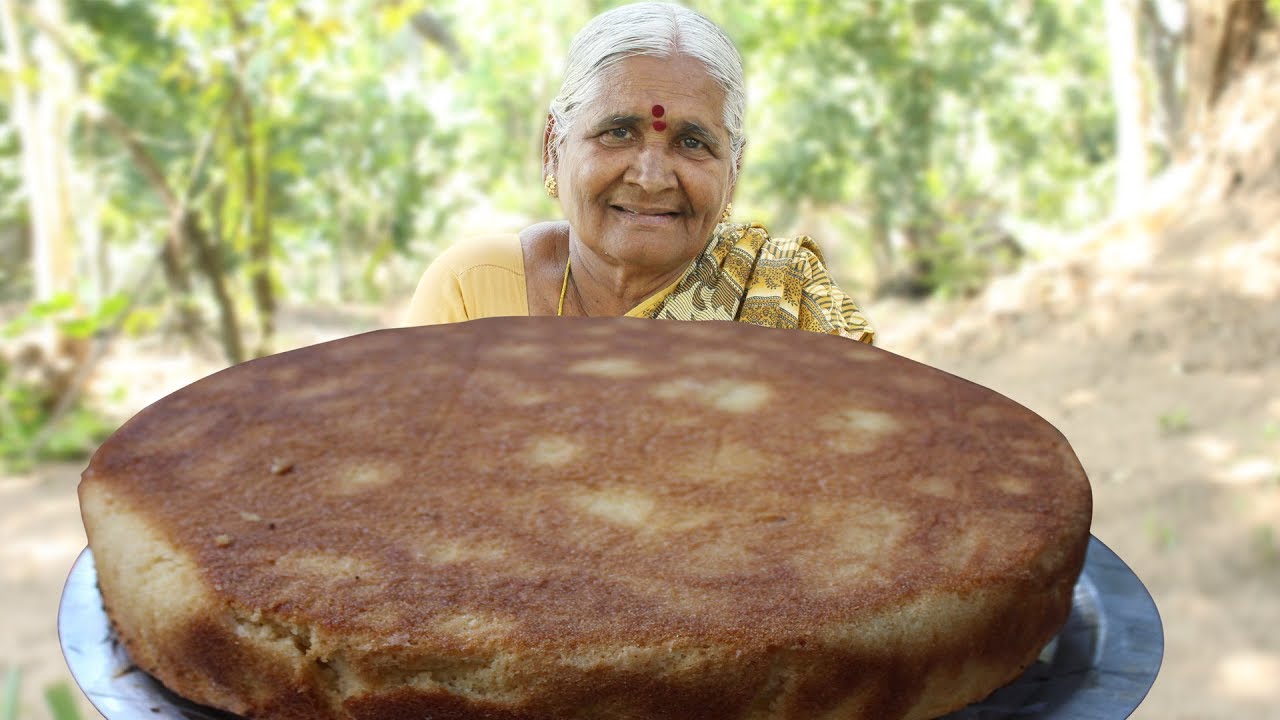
(582, 54, 729, 133)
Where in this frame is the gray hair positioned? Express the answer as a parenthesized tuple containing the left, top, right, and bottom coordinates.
(548, 2, 746, 175)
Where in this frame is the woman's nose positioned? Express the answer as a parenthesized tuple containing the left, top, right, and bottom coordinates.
(628, 143, 677, 193)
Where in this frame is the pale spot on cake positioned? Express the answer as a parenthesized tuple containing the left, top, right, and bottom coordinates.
(957, 511, 1041, 577)
(487, 342, 546, 360)
(823, 432, 882, 455)
(819, 408, 900, 454)
(967, 403, 1012, 425)
(1008, 438, 1063, 472)
(661, 320, 718, 339)
(463, 450, 500, 475)
(710, 381, 773, 414)
(662, 506, 718, 532)
(666, 414, 700, 429)
(135, 411, 220, 454)
(271, 364, 303, 385)
(330, 461, 397, 495)
(910, 474, 958, 500)
(615, 573, 729, 613)
(680, 536, 758, 578)
(275, 550, 378, 580)
(677, 350, 754, 369)
(420, 538, 508, 564)
(434, 610, 517, 641)
(651, 379, 774, 414)
(651, 378, 700, 401)
(1007, 436, 1052, 455)
(568, 357, 646, 378)
(468, 370, 550, 407)
(889, 371, 947, 395)
(572, 488, 655, 528)
(526, 435, 581, 467)
(710, 442, 770, 478)
(577, 324, 619, 338)
(507, 389, 551, 406)
(350, 604, 406, 635)
(818, 505, 910, 585)
(288, 379, 346, 402)
(936, 519, 997, 574)
(994, 475, 1034, 495)
(842, 347, 883, 362)
(822, 407, 900, 434)
(562, 342, 609, 359)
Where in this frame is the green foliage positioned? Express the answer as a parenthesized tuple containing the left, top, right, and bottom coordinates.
(63, 0, 463, 317)
(0, 296, 122, 472)
(0, 381, 113, 471)
(0, 669, 84, 720)
(1, 668, 17, 720)
(42, 683, 84, 720)
(1158, 407, 1192, 435)
(716, 0, 1114, 295)
(3, 291, 128, 340)
(1264, 420, 1280, 442)
(0, 370, 116, 472)
(1143, 513, 1178, 551)
(1254, 524, 1278, 564)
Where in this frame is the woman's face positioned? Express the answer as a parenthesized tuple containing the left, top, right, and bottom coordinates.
(552, 54, 736, 274)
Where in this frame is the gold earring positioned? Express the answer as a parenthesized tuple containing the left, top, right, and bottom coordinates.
(544, 174, 559, 198)
(720, 203, 733, 223)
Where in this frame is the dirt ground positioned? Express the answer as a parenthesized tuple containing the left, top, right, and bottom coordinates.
(2, 178, 1278, 718)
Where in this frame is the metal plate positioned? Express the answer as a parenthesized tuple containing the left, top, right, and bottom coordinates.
(59, 536, 1162, 719)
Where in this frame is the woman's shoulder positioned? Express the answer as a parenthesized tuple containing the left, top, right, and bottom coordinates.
(403, 232, 527, 326)
(717, 222, 829, 265)
(430, 232, 525, 277)
(760, 230, 827, 264)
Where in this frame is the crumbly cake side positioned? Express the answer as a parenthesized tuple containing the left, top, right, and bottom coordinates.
(84, 483, 1082, 720)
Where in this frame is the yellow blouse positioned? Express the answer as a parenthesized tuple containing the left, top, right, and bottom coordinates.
(403, 234, 528, 325)
(401, 234, 679, 325)
(403, 225, 874, 344)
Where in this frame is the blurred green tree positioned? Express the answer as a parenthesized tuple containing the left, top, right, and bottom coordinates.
(714, 0, 1116, 296)
(3, 0, 463, 362)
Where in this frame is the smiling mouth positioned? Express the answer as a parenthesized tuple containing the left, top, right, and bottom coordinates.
(611, 205, 680, 218)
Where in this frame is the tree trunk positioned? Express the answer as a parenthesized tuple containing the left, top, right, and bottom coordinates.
(2, 0, 76, 309)
(186, 201, 244, 365)
(1142, 0, 1186, 153)
(234, 91, 276, 358)
(250, 117, 274, 358)
(1106, 0, 1150, 212)
(223, 0, 275, 358)
(1184, 0, 1271, 150)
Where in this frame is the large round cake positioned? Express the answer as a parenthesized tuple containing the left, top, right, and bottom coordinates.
(79, 317, 1091, 720)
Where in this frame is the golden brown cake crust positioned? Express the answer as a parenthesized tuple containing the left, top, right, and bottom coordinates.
(80, 317, 1092, 720)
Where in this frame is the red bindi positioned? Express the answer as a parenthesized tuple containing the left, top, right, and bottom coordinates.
(651, 104, 665, 117)
(652, 120, 668, 131)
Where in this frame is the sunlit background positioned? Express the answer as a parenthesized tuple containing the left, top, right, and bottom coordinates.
(3, 0, 1279, 718)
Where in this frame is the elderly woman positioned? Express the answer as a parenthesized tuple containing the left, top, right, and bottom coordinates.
(404, 2, 873, 343)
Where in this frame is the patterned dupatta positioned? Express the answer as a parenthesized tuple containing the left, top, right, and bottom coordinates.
(625, 223, 875, 344)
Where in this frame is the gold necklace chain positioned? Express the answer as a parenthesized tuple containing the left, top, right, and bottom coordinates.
(556, 253, 572, 317)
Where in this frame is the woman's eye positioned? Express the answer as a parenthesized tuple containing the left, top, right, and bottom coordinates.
(681, 137, 706, 150)
(607, 128, 632, 140)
